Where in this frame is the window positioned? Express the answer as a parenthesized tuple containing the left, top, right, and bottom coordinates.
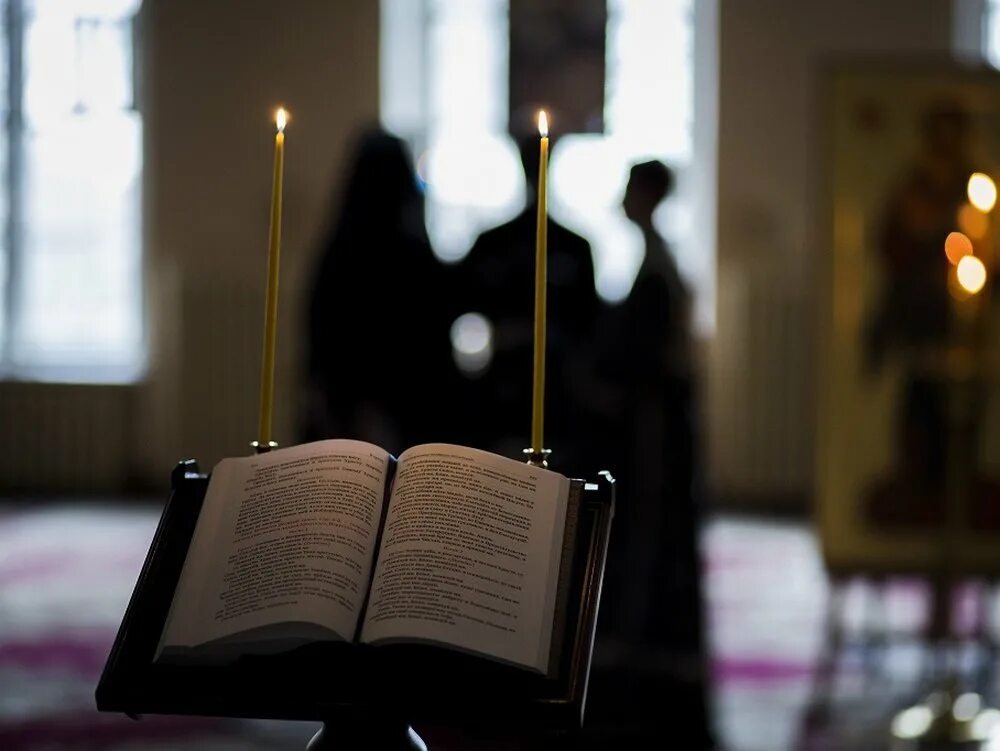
(381, 0, 715, 331)
(381, 0, 522, 263)
(0, 0, 143, 383)
(987, 0, 1000, 66)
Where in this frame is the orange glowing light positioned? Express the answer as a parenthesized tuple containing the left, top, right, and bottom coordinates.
(275, 107, 288, 132)
(948, 266, 971, 301)
(957, 203, 990, 240)
(945, 231, 973, 265)
(957, 255, 987, 294)
(538, 110, 548, 138)
(968, 172, 996, 212)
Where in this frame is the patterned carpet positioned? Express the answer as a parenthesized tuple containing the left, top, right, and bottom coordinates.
(0, 504, 995, 750)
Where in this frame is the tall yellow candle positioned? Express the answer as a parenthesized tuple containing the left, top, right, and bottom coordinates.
(531, 110, 549, 453)
(257, 106, 287, 449)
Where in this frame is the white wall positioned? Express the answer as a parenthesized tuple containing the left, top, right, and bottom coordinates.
(139, 0, 380, 481)
(708, 0, 954, 508)
(0, 0, 379, 493)
(0, 0, 969, 501)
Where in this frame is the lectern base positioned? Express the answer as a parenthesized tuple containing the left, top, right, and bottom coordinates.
(306, 719, 426, 751)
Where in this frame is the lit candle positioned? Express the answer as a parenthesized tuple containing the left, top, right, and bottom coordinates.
(531, 110, 549, 454)
(257, 107, 287, 449)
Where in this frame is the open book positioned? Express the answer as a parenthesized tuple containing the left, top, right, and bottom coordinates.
(156, 441, 572, 675)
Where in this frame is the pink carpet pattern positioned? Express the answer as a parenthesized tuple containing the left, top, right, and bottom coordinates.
(3, 504, 963, 750)
(0, 504, 318, 750)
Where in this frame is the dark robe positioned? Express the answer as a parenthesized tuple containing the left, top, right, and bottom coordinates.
(454, 206, 601, 475)
(598, 228, 702, 651)
(304, 131, 459, 454)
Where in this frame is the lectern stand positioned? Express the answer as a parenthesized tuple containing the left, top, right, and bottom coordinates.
(96, 458, 614, 749)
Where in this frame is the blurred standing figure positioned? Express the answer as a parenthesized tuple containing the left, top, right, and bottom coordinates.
(455, 135, 602, 475)
(303, 129, 457, 454)
(596, 161, 710, 742)
(864, 100, 972, 526)
(603, 160, 700, 640)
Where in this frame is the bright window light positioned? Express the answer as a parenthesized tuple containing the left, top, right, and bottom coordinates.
(1, 0, 144, 382)
(381, 0, 711, 328)
(988, 0, 1000, 68)
(551, 0, 696, 306)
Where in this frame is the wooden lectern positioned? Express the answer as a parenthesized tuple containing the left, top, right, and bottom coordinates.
(96, 459, 614, 749)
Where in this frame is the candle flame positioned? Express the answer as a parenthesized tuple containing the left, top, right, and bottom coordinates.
(538, 110, 548, 138)
(275, 107, 288, 132)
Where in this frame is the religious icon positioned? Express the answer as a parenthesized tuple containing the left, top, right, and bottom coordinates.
(817, 61, 1000, 575)
(862, 98, 969, 528)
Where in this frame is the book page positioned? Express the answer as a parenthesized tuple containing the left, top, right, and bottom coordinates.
(360, 444, 569, 673)
(159, 440, 390, 654)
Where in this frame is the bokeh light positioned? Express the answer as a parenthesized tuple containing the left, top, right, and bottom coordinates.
(957, 203, 990, 239)
(973, 708, 1000, 743)
(957, 255, 988, 294)
(891, 706, 933, 740)
(949, 266, 971, 301)
(944, 231, 973, 265)
(954, 693, 983, 723)
(968, 172, 997, 213)
(450, 312, 493, 375)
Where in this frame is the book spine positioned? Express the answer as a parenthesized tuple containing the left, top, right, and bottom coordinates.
(352, 455, 398, 642)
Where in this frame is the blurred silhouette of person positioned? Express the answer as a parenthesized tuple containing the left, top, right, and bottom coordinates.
(303, 128, 458, 454)
(864, 99, 972, 526)
(590, 160, 713, 748)
(600, 159, 698, 636)
(454, 134, 601, 475)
